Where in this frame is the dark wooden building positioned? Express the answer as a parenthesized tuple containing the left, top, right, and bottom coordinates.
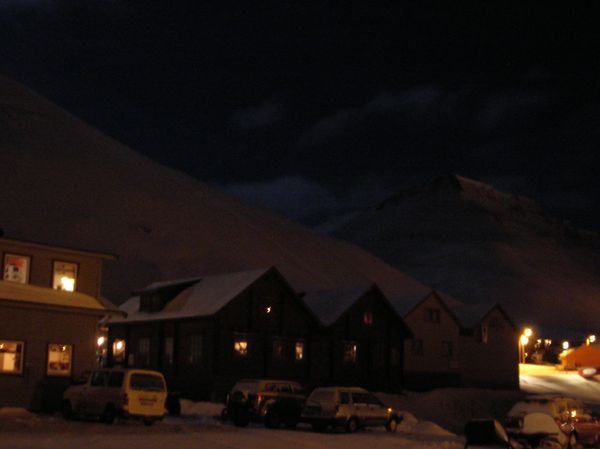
(108, 267, 319, 400)
(301, 284, 411, 392)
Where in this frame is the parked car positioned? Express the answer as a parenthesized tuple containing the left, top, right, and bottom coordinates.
(464, 419, 523, 449)
(223, 379, 306, 428)
(300, 386, 402, 433)
(505, 394, 600, 447)
(62, 367, 167, 425)
(511, 412, 574, 449)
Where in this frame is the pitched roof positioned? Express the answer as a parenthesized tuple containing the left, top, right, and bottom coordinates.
(301, 286, 370, 326)
(0, 280, 110, 314)
(110, 268, 273, 324)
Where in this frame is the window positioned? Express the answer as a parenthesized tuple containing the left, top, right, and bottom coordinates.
(164, 337, 174, 366)
(52, 261, 78, 292)
(411, 339, 424, 355)
(441, 341, 453, 358)
(47, 343, 73, 377)
(107, 371, 124, 387)
(0, 340, 24, 374)
(187, 334, 203, 364)
(112, 339, 126, 364)
(295, 341, 304, 361)
(234, 338, 248, 357)
(481, 324, 489, 344)
(343, 342, 357, 363)
(340, 391, 350, 404)
(424, 307, 441, 323)
(138, 337, 151, 366)
(363, 311, 373, 325)
(3, 254, 30, 284)
(273, 339, 286, 360)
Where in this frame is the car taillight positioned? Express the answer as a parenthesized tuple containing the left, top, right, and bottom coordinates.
(123, 393, 128, 406)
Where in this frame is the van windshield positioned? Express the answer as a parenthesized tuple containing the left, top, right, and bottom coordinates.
(129, 373, 165, 391)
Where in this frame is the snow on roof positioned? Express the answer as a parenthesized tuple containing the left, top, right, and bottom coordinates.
(137, 277, 203, 292)
(110, 268, 271, 323)
(0, 280, 107, 313)
(301, 286, 370, 326)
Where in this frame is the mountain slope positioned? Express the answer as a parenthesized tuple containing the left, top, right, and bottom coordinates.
(333, 175, 600, 335)
(0, 75, 429, 306)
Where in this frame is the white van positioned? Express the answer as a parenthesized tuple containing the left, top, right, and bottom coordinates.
(301, 386, 402, 433)
(62, 368, 167, 425)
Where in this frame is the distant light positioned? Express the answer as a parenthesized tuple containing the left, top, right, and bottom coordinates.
(562, 341, 570, 350)
(97, 336, 106, 347)
(589, 335, 596, 344)
(115, 341, 124, 351)
(266, 306, 272, 314)
(524, 328, 533, 338)
(544, 339, 552, 346)
(520, 335, 529, 346)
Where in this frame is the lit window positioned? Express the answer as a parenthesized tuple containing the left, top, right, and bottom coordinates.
(0, 340, 24, 374)
(113, 339, 126, 364)
(481, 325, 489, 344)
(47, 343, 73, 377)
(363, 311, 373, 325)
(53, 261, 78, 292)
(187, 334, 203, 364)
(295, 341, 304, 361)
(3, 254, 30, 284)
(234, 339, 248, 357)
(138, 337, 151, 366)
(343, 342, 357, 363)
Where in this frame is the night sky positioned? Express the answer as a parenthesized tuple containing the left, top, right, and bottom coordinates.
(1, 1, 599, 230)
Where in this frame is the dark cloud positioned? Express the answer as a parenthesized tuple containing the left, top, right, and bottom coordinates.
(230, 97, 285, 131)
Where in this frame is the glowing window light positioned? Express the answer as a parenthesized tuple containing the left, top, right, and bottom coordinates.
(59, 276, 75, 292)
(234, 339, 248, 356)
(295, 341, 304, 361)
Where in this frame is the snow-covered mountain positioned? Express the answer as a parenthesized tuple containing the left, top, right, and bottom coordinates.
(333, 174, 600, 336)
(0, 75, 429, 306)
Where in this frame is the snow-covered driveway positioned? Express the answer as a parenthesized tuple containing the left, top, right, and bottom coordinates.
(0, 413, 463, 449)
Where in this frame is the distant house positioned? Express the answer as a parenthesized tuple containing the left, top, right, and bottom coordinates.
(559, 344, 600, 370)
(108, 267, 319, 400)
(402, 291, 518, 390)
(0, 237, 119, 410)
(301, 284, 412, 392)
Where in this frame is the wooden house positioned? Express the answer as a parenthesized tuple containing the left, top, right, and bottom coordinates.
(108, 267, 319, 400)
(0, 237, 118, 410)
(300, 284, 412, 392)
(402, 291, 518, 390)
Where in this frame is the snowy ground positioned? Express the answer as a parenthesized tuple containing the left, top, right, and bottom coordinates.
(2, 364, 599, 449)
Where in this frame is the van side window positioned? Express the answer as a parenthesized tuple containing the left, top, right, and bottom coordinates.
(90, 371, 107, 387)
(340, 392, 350, 404)
(107, 371, 125, 387)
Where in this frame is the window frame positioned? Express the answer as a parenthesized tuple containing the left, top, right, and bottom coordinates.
(46, 343, 73, 377)
(2, 253, 31, 284)
(0, 339, 25, 375)
(52, 260, 79, 292)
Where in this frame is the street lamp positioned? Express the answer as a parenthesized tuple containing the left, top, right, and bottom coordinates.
(562, 341, 570, 350)
(520, 334, 529, 363)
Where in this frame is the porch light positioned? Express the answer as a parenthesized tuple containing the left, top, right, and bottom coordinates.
(97, 336, 105, 347)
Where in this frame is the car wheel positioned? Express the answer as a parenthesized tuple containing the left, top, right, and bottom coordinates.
(232, 408, 250, 427)
(103, 405, 116, 425)
(346, 417, 359, 433)
(61, 400, 74, 420)
(264, 409, 281, 429)
(386, 417, 399, 432)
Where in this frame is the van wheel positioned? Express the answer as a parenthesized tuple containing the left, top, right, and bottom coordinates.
(386, 417, 399, 432)
(346, 417, 358, 433)
(103, 405, 116, 425)
(264, 409, 281, 429)
(61, 400, 74, 420)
